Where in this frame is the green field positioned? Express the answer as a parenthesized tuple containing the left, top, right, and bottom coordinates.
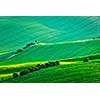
(0, 16, 100, 83)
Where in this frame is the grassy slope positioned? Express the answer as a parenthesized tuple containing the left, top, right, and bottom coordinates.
(3, 58, 100, 83)
(0, 38, 100, 82)
(0, 16, 100, 53)
(0, 16, 100, 83)
(0, 39, 100, 65)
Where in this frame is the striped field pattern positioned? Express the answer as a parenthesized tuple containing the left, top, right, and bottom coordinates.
(0, 16, 100, 82)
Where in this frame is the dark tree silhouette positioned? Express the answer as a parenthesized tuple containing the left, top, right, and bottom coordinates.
(13, 73, 18, 78)
(83, 58, 89, 62)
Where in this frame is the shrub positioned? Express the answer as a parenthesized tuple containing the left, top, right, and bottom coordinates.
(19, 70, 28, 76)
(13, 73, 18, 78)
(35, 67, 40, 71)
(26, 43, 33, 47)
(83, 58, 89, 62)
(48, 62, 55, 67)
(15, 49, 23, 54)
(23, 46, 27, 49)
(55, 61, 60, 66)
(28, 67, 34, 72)
(45, 63, 49, 68)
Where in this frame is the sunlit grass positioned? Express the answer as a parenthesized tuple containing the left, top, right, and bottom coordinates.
(60, 61, 77, 65)
(0, 73, 12, 81)
(0, 58, 99, 83)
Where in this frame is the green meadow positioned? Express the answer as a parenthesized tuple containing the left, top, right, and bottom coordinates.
(0, 16, 100, 83)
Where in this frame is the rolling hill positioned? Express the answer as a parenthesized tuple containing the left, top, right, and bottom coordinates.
(2, 58, 100, 83)
(0, 16, 100, 82)
(0, 16, 100, 53)
(0, 38, 100, 65)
